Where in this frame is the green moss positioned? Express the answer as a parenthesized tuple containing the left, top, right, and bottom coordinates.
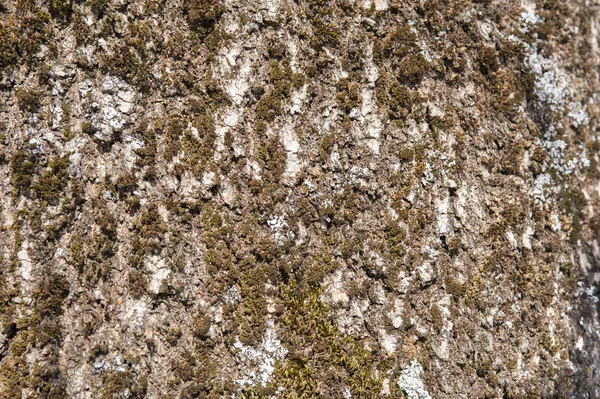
(49, 0, 72, 21)
(414, 144, 426, 161)
(224, 130, 234, 149)
(98, 14, 115, 38)
(33, 273, 69, 319)
(165, 117, 194, 163)
(166, 326, 182, 346)
(60, 102, 75, 140)
(192, 313, 212, 339)
(26, 361, 66, 399)
(169, 352, 195, 383)
(10, 149, 37, 196)
(398, 146, 414, 162)
(255, 91, 282, 131)
(0, 22, 19, 68)
(399, 53, 431, 85)
(90, 342, 109, 359)
(272, 285, 382, 397)
(389, 81, 413, 111)
(270, 60, 305, 96)
(376, 72, 423, 123)
(267, 40, 286, 59)
(257, 136, 286, 183)
(87, 0, 110, 17)
(375, 24, 417, 62)
(15, 87, 44, 113)
(130, 204, 167, 266)
(101, 44, 149, 88)
(180, 114, 217, 176)
(0, 9, 52, 69)
(33, 156, 70, 204)
(535, 0, 572, 40)
(128, 269, 147, 298)
(478, 46, 500, 75)
(184, 0, 223, 38)
(311, 17, 340, 50)
(446, 236, 462, 256)
(71, 202, 117, 285)
(336, 78, 361, 114)
(558, 189, 586, 244)
(205, 68, 231, 108)
(487, 68, 528, 117)
(133, 119, 158, 167)
(445, 276, 465, 298)
(100, 371, 147, 399)
(255, 61, 305, 132)
(144, 0, 164, 15)
(384, 222, 406, 261)
(204, 26, 232, 55)
(301, 253, 336, 286)
(99, 21, 154, 87)
(319, 133, 335, 161)
(429, 304, 443, 328)
(81, 120, 98, 135)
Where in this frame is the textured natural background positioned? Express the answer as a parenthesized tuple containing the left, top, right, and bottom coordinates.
(1, 0, 600, 398)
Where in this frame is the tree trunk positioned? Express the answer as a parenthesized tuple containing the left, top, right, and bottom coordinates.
(0, 0, 599, 397)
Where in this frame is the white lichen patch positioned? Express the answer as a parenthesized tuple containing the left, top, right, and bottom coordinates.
(388, 298, 405, 329)
(523, 46, 568, 113)
(179, 173, 204, 201)
(264, 0, 282, 21)
(358, 86, 384, 154)
(122, 134, 146, 168)
(398, 360, 432, 399)
(417, 260, 434, 284)
(435, 192, 450, 235)
(288, 84, 308, 115)
(568, 102, 589, 127)
(431, 295, 454, 360)
(322, 269, 349, 306)
(119, 298, 149, 333)
(146, 256, 171, 294)
(520, 8, 542, 32)
(352, 42, 384, 153)
(362, 0, 388, 10)
(219, 41, 243, 71)
(420, 42, 434, 63)
(224, 58, 252, 105)
(421, 150, 446, 187)
(522, 225, 534, 250)
(378, 328, 398, 355)
(534, 69, 567, 111)
(80, 75, 136, 142)
(437, 296, 453, 331)
(550, 214, 562, 232)
(224, 285, 241, 304)
(280, 125, 302, 181)
(17, 240, 33, 282)
(533, 133, 590, 179)
(267, 214, 293, 244)
(347, 165, 370, 186)
(506, 230, 518, 248)
(213, 35, 255, 156)
(529, 173, 554, 208)
(233, 329, 288, 390)
(52, 100, 63, 129)
(216, 107, 243, 152)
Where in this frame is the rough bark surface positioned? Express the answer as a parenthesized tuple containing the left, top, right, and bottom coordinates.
(0, 0, 599, 398)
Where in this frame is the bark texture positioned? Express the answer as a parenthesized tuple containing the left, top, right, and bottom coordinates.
(0, 0, 600, 398)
